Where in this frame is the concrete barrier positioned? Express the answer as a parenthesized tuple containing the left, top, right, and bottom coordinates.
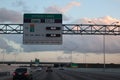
(0, 72, 10, 77)
(0, 76, 12, 80)
(65, 68, 120, 73)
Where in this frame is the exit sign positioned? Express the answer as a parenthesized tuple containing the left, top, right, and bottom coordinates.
(23, 14, 62, 45)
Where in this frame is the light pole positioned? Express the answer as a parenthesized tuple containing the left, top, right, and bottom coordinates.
(88, 21, 106, 71)
(2, 49, 6, 64)
(71, 51, 72, 64)
(84, 53, 88, 69)
(63, 43, 78, 67)
(14, 52, 17, 65)
(103, 34, 106, 71)
(88, 21, 97, 25)
(2, 50, 4, 64)
(70, 45, 78, 67)
(70, 48, 74, 67)
(103, 21, 119, 71)
(111, 21, 119, 25)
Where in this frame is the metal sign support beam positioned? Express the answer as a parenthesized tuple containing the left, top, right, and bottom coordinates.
(0, 24, 120, 35)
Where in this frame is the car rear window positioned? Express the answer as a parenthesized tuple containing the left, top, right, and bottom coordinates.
(15, 68, 27, 72)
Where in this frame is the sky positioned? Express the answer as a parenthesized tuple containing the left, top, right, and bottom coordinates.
(0, 0, 120, 63)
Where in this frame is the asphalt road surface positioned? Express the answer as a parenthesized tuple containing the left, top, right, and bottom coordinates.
(33, 68, 120, 80)
(3, 68, 120, 80)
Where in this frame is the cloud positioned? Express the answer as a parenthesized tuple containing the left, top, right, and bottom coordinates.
(1, 16, 120, 54)
(62, 35, 120, 54)
(57, 55, 71, 61)
(44, 1, 80, 13)
(0, 8, 22, 23)
(62, 16, 120, 54)
(44, 1, 80, 21)
(0, 0, 120, 54)
(0, 37, 13, 53)
(61, 1, 80, 13)
(44, 6, 70, 21)
(73, 16, 120, 24)
(0, 36, 23, 53)
(13, 0, 31, 12)
(0, 1, 80, 23)
(3, 38, 23, 52)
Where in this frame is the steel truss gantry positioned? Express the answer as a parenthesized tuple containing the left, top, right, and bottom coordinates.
(0, 24, 120, 35)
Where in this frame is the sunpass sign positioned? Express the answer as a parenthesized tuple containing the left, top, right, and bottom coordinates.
(23, 14, 62, 45)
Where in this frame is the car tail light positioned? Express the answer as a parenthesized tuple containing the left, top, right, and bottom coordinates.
(13, 72, 16, 76)
(24, 72, 29, 76)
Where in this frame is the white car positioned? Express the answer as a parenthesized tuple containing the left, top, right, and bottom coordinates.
(35, 68, 42, 72)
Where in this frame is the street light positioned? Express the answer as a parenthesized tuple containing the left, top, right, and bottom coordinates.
(88, 21, 106, 71)
(84, 53, 88, 69)
(88, 21, 119, 71)
(103, 34, 106, 72)
(88, 21, 97, 25)
(103, 21, 119, 71)
(63, 42, 78, 67)
(2, 49, 5, 64)
(111, 21, 119, 25)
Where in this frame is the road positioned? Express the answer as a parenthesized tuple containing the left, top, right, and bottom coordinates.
(1, 68, 120, 80)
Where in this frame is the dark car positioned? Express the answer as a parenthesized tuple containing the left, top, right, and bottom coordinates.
(13, 67, 33, 80)
(46, 67, 53, 72)
(59, 67, 64, 70)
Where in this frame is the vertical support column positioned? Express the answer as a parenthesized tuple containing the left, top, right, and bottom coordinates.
(103, 35, 106, 71)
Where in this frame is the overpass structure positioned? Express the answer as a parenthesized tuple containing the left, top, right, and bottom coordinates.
(0, 61, 68, 64)
(0, 24, 120, 35)
(0, 61, 120, 68)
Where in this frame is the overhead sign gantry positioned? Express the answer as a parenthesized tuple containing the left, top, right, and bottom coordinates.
(0, 24, 120, 35)
(23, 14, 62, 45)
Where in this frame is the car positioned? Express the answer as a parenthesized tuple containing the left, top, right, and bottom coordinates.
(59, 67, 64, 70)
(13, 67, 33, 80)
(35, 67, 42, 72)
(46, 67, 53, 72)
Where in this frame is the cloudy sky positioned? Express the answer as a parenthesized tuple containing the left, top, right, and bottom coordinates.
(0, 0, 120, 63)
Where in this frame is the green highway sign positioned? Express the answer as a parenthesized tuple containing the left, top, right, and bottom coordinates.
(71, 63, 78, 68)
(24, 14, 62, 19)
(35, 58, 40, 64)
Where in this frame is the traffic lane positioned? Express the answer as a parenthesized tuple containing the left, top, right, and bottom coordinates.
(55, 69, 96, 80)
(33, 69, 65, 80)
(85, 71, 120, 80)
(2, 70, 45, 80)
(16, 69, 95, 80)
(54, 70, 84, 80)
(3, 71, 45, 80)
(31, 70, 47, 80)
(35, 69, 101, 80)
(4, 68, 120, 80)
(61, 69, 120, 80)
(2, 70, 64, 80)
